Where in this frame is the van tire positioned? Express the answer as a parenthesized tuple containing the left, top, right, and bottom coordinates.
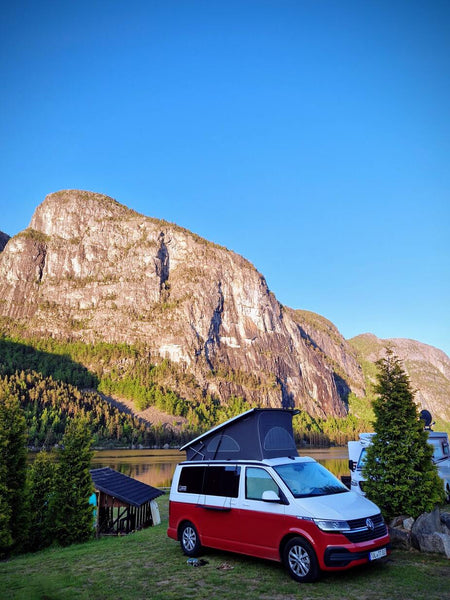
(283, 537, 320, 583)
(179, 521, 202, 557)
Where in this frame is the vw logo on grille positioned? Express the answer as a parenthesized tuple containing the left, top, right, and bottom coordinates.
(366, 518, 375, 531)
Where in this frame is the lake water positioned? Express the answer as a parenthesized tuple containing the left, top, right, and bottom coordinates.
(90, 446, 349, 489)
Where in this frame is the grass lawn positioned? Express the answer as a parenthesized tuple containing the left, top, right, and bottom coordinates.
(1, 493, 449, 600)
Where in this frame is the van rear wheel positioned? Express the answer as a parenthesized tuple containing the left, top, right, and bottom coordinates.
(179, 521, 202, 557)
(283, 537, 319, 583)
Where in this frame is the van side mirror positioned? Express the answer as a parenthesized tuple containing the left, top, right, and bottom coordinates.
(262, 490, 281, 502)
(348, 459, 355, 472)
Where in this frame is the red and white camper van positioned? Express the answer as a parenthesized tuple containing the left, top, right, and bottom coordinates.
(167, 409, 390, 583)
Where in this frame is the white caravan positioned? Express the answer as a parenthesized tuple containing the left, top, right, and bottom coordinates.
(348, 429, 450, 500)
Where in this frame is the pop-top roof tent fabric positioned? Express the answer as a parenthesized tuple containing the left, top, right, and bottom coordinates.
(90, 467, 164, 507)
(180, 408, 299, 461)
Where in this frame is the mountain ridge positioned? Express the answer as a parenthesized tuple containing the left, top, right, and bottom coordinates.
(349, 333, 450, 425)
(0, 190, 345, 418)
(1, 190, 448, 429)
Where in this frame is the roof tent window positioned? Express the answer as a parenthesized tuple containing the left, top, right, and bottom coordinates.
(264, 426, 295, 451)
(206, 434, 240, 454)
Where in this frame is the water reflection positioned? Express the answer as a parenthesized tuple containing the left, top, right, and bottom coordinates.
(91, 449, 181, 489)
(91, 447, 349, 488)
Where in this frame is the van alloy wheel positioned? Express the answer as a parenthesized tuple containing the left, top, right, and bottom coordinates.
(283, 537, 320, 583)
(180, 521, 202, 557)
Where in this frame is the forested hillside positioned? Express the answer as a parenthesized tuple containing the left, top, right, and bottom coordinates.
(0, 335, 365, 447)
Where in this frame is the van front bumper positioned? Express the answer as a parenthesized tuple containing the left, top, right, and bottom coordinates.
(324, 543, 391, 568)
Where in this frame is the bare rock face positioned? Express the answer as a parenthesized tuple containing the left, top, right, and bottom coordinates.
(289, 309, 365, 399)
(0, 190, 346, 417)
(350, 333, 450, 424)
(0, 231, 10, 252)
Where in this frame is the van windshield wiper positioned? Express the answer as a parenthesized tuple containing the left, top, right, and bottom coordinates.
(295, 486, 349, 498)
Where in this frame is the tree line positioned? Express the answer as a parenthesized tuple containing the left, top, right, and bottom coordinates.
(0, 335, 372, 447)
(0, 371, 179, 448)
(0, 388, 94, 558)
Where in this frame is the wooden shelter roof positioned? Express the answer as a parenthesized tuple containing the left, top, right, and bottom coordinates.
(90, 467, 164, 507)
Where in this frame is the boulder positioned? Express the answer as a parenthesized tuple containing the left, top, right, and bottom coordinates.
(389, 508, 450, 557)
(389, 516, 416, 549)
(414, 532, 450, 558)
(388, 525, 412, 549)
(411, 507, 450, 557)
(441, 511, 450, 535)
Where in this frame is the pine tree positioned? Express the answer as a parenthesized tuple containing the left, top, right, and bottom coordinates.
(27, 451, 57, 551)
(363, 349, 445, 519)
(53, 417, 94, 546)
(0, 386, 29, 557)
(0, 461, 12, 556)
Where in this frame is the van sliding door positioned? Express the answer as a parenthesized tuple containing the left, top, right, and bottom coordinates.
(199, 465, 241, 549)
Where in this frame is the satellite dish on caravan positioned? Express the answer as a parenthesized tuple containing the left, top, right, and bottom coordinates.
(419, 409, 433, 429)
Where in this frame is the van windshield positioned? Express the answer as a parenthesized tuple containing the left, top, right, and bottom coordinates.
(274, 462, 349, 498)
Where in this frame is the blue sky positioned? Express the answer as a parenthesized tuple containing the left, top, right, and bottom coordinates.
(1, 1, 449, 356)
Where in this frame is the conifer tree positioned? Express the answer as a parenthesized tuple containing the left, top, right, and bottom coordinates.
(363, 349, 445, 519)
(53, 417, 94, 546)
(0, 461, 12, 556)
(27, 451, 57, 551)
(0, 386, 29, 557)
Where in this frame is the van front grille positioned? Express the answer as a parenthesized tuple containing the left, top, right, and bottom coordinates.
(344, 513, 387, 543)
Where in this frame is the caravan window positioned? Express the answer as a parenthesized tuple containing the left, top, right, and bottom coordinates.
(429, 437, 449, 461)
(357, 448, 368, 470)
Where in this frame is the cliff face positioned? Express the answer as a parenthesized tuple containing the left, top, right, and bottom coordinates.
(0, 190, 346, 418)
(349, 334, 450, 424)
(289, 309, 365, 398)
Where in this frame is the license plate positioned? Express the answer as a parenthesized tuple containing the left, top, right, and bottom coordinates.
(369, 547, 387, 561)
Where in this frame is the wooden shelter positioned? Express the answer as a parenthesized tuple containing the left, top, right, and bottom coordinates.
(90, 467, 164, 536)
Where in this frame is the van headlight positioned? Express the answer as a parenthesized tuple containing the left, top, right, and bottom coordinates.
(314, 519, 351, 532)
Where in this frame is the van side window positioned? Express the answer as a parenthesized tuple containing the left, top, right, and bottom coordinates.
(205, 466, 241, 498)
(246, 467, 280, 500)
(178, 465, 241, 497)
(178, 466, 205, 494)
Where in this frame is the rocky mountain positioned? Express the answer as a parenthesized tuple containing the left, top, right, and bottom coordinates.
(1, 190, 448, 428)
(349, 334, 450, 426)
(288, 308, 365, 398)
(0, 231, 10, 252)
(0, 190, 351, 418)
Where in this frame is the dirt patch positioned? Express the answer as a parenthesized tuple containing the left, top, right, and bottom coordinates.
(98, 393, 188, 432)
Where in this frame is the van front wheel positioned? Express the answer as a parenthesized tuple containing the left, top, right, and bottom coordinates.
(179, 521, 202, 557)
(283, 537, 319, 583)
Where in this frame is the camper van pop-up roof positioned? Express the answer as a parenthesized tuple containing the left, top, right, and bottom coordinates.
(180, 408, 299, 461)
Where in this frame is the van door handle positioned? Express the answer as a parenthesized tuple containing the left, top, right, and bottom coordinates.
(199, 505, 231, 512)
